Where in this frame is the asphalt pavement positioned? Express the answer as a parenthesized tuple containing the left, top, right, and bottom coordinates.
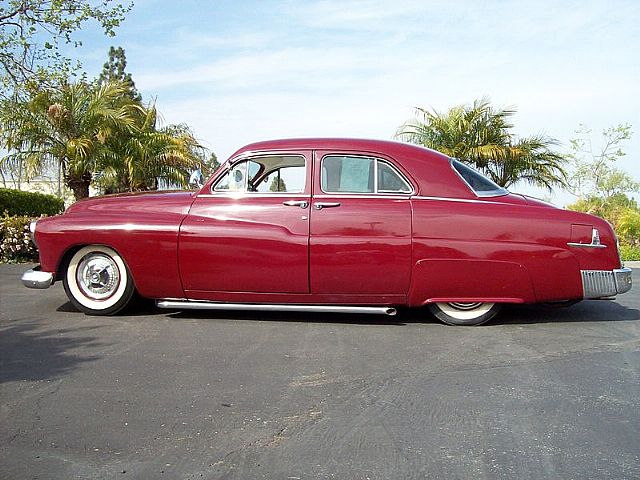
(1, 263, 639, 480)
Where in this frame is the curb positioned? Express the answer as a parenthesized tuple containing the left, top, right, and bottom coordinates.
(624, 261, 640, 269)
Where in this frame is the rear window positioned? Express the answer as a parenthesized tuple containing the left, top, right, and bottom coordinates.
(451, 159, 507, 197)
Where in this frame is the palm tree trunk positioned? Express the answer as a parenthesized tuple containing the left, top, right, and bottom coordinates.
(66, 173, 92, 200)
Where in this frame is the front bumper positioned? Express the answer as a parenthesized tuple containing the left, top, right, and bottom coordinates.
(21, 266, 54, 289)
(581, 268, 633, 299)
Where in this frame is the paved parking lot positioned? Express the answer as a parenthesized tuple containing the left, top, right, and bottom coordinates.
(1, 263, 639, 479)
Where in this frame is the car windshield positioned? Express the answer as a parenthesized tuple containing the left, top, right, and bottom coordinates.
(450, 159, 508, 197)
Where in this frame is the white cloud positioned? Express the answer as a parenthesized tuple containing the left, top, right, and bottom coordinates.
(116, 0, 639, 204)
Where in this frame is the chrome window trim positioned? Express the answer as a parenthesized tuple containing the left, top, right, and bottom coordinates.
(411, 195, 505, 205)
(377, 161, 413, 194)
(198, 193, 312, 199)
(319, 154, 414, 196)
(449, 158, 509, 198)
(314, 194, 412, 200)
(210, 154, 307, 194)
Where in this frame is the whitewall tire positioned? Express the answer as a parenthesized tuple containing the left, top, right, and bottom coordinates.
(63, 245, 135, 315)
(428, 302, 501, 326)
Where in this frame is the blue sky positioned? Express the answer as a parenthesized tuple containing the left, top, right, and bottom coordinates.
(73, 0, 639, 203)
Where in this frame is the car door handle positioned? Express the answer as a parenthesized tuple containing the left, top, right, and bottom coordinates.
(314, 202, 341, 210)
(283, 200, 309, 208)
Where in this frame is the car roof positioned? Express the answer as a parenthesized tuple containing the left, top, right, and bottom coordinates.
(225, 138, 474, 199)
(230, 137, 446, 160)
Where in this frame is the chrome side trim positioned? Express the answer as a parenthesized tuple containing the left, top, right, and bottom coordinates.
(410, 195, 504, 205)
(21, 267, 54, 289)
(568, 228, 606, 249)
(314, 194, 411, 200)
(581, 268, 632, 298)
(567, 242, 607, 249)
(198, 193, 311, 199)
(156, 300, 397, 316)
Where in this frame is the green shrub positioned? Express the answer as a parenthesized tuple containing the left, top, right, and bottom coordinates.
(620, 244, 640, 262)
(0, 213, 38, 263)
(0, 188, 64, 216)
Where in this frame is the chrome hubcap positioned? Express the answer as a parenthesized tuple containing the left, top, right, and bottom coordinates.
(77, 254, 120, 300)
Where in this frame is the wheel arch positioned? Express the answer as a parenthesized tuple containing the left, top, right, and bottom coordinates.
(56, 243, 137, 292)
(408, 258, 536, 307)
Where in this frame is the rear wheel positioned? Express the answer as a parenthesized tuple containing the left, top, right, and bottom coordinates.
(428, 302, 501, 326)
(63, 245, 135, 315)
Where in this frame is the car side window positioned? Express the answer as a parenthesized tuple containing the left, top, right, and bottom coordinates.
(321, 155, 412, 194)
(450, 159, 507, 197)
(213, 155, 306, 193)
(377, 161, 412, 193)
(254, 166, 306, 193)
(213, 162, 248, 192)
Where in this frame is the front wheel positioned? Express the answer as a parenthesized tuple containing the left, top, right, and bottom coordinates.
(428, 302, 501, 326)
(63, 245, 135, 315)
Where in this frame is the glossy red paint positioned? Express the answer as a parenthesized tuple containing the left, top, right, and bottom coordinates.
(36, 191, 194, 299)
(30, 138, 627, 312)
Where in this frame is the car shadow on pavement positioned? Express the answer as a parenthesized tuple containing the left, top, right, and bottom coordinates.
(56, 298, 167, 317)
(0, 322, 106, 383)
(53, 298, 639, 327)
(162, 301, 640, 327)
(492, 301, 640, 325)
(166, 309, 412, 326)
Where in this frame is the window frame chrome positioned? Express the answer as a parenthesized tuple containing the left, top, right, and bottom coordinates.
(449, 158, 509, 198)
(319, 154, 414, 196)
(210, 154, 308, 195)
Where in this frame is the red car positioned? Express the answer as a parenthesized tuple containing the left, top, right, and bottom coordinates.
(22, 139, 632, 325)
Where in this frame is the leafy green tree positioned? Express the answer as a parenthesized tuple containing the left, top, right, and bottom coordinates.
(0, 80, 140, 199)
(98, 46, 141, 102)
(396, 98, 566, 190)
(617, 208, 640, 243)
(203, 152, 220, 177)
(269, 175, 287, 192)
(566, 124, 639, 255)
(1, 77, 205, 199)
(566, 124, 638, 201)
(0, 0, 131, 96)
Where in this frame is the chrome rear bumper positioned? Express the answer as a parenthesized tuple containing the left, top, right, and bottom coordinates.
(581, 268, 632, 299)
(21, 267, 54, 289)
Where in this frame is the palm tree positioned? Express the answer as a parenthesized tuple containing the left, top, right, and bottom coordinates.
(1, 81, 202, 199)
(1, 81, 140, 199)
(396, 98, 566, 190)
(484, 135, 566, 190)
(98, 107, 202, 193)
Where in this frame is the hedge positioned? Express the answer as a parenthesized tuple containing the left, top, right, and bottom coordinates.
(0, 188, 64, 217)
(620, 244, 640, 261)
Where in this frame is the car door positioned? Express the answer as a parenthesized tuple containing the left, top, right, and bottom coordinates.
(309, 151, 413, 300)
(179, 152, 311, 299)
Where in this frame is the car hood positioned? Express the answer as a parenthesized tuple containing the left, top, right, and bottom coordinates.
(64, 190, 197, 216)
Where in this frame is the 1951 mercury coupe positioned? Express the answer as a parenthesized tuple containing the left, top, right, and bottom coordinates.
(22, 138, 632, 325)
